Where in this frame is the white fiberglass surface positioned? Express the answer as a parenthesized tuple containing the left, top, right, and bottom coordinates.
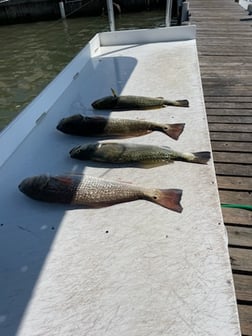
(0, 36, 240, 335)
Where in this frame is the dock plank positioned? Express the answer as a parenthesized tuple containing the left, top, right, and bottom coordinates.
(208, 116, 252, 123)
(210, 132, 252, 142)
(209, 123, 252, 133)
(211, 141, 252, 152)
(213, 151, 252, 164)
(217, 176, 252, 191)
(219, 190, 252, 205)
(227, 226, 252, 248)
(229, 247, 252, 273)
(222, 208, 252, 226)
(207, 109, 252, 116)
(233, 273, 252, 302)
(238, 305, 252, 336)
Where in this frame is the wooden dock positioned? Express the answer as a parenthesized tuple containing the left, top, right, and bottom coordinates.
(189, 0, 252, 335)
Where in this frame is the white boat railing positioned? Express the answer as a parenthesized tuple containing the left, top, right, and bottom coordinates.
(107, 0, 189, 31)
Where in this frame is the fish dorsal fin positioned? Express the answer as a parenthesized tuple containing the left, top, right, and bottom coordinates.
(111, 88, 118, 97)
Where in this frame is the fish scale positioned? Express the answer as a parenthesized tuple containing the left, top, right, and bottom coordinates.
(72, 175, 143, 205)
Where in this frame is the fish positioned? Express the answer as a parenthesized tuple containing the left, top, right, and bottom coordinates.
(91, 89, 189, 110)
(18, 174, 183, 213)
(56, 114, 185, 140)
(69, 142, 211, 167)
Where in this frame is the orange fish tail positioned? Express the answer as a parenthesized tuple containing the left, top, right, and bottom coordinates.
(164, 123, 185, 140)
(150, 188, 183, 213)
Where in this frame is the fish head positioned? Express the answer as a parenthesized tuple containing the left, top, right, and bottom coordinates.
(19, 175, 52, 202)
(18, 175, 73, 203)
(69, 143, 100, 160)
(91, 96, 118, 110)
(56, 114, 83, 134)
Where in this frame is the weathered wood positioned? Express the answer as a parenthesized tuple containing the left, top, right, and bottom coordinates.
(215, 163, 252, 176)
(222, 207, 252, 226)
(237, 305, 252, 336)
(204, 96, 252, 102)
(206, 102, 252, 109)
(190, 0, 252, 333)
(217, 176, 252, 191)
(211, 141, 252, 152)
(213, 151, 252, 164)
(219, 190, 252, 205)
(203, 87, 252, 97)
(208, 116, 252, 123)
(210, 132, 252, 142)
(229, 247, 252, 273)
(209, 123, 252, 132)
(233, 274, 252, 301)
(207, 109, 252, 116)
(227, 226, 252, 247)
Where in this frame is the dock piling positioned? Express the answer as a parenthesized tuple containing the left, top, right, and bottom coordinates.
(59, 1, 66, 19)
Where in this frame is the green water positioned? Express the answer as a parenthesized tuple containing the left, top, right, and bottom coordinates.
(0, 10, 165, 131)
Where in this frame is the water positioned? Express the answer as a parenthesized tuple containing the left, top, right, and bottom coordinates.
(0, 10, 165, 131)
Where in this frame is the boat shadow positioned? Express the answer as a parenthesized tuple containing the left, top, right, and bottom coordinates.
(0, 49, 137, 335)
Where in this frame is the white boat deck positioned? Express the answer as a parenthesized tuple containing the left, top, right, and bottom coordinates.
(0, 26, 241, 335)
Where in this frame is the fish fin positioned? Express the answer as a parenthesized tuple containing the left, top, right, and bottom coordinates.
(111, 88, 118, 97)
(164, 99, 189, 107)
(163, 123, 185, 140)
(152, 189, 183, 213)
(191, 151, 211, 164)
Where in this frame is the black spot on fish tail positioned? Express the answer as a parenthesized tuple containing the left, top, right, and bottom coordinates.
(151, 189, 183, 213)
(162, 123, 185, 140)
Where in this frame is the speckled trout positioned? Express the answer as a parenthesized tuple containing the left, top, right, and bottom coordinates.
(56, 114, 185, 140)
(91, 89, 189, 110)
(18, 174, 183, 212)
(70, 142, 211, 167)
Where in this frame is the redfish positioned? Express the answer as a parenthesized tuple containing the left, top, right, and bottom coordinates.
(92, 89, 189, 110)
(56, 115, 185, 140)
(70, 142, 211, 167)
(18, 174, 183, 213)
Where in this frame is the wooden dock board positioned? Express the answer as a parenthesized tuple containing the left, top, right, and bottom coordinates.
(190, 0, 252, 335)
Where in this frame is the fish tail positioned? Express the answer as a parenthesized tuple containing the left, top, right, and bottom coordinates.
(150, 189, 183, 213)
(174, 99, 189, 107)
(163, 123, 185, 140)
(191, 151, 211, 164)
(165, 99, 189, 107)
